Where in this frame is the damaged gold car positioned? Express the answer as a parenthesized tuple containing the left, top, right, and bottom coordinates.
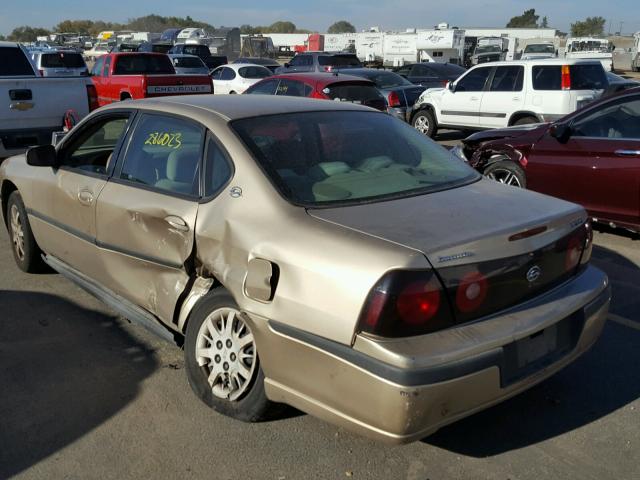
(0, 96, 610, 443)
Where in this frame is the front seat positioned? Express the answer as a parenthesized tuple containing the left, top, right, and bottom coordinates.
(155, 147, 200, 195)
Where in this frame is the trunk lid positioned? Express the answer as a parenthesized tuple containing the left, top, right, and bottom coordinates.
(309, 179, 588, 323)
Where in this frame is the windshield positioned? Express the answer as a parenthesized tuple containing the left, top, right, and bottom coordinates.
(232, 111, 478, 207)
(475, 45, 502, 54)
(173, 56, 205, 68)
(524, 44, 555, 54)
(357, 70, 411, 88)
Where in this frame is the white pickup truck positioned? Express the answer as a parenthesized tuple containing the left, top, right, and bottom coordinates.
(0, 41, 95, 158)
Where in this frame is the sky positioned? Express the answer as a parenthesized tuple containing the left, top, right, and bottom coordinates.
(2, 0, 640, 36)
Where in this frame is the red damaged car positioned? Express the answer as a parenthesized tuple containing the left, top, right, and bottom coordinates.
(454, 87, 640, 233)
(243, 72, 387, 111)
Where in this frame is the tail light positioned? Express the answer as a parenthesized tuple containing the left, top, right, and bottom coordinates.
(455, 271, 489, 313)
(564, 220, 592, 272)
(324, 66, 333, 72)
(38, 69, 44, 76)
(387, 91, 401, 107)
(86, 84, 99, 111)
(561, 65, 571, 90)
(310, 90, 326, 100)
(357, 270, 453, 337)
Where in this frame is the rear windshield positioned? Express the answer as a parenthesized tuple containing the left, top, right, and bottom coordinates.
(324, 83, 383, 103)
(232, 111, 478, 207)
(439, 63, 467, 76)
(358, 70, 411, 88)
(173, 56, 205, 68)
(152, 44, 172, 53)
(0, 47, 35, 76)
(318, 55, 362, 67)
(524, 44, 555, 54)
(532, 64, 607, 90)
(114, 55, 175, 75)
(182, 45, 209, 57)
(41, 52, 85, 68)
(238, 66, 272, 79)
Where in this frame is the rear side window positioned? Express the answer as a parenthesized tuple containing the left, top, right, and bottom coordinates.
(0, 47, 35, 76)
(490, 66, 524, 92)
(532, 64, 607, 90)
(119, 114, 204, 197)
(41, 52, 85, 68)
(318, 55, 361, 67)
(114, 55, 175, 75)
(276, 79, 309, 97)
(238, 66, 272, 79)
(456, 67, 491, 92)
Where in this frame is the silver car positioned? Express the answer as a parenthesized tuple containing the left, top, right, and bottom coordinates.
(168, 54, 209, 75)
(30, 50, 88, 77)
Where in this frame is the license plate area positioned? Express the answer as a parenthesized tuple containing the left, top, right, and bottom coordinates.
(500, 310, 585, 387)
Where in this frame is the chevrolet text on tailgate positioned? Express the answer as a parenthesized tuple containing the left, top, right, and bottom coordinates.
(90, 52, 212, 106)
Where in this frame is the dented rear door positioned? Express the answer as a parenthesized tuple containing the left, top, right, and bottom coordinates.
(94, 112, 204, 325)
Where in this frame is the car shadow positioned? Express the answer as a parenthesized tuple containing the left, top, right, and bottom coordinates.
(0, 290, 158, 479)
(434, 130, 468, 142)
(422, 244, 640, 456)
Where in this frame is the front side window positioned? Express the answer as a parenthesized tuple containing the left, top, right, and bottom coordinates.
(91, 56, 104, 77)
(456, 67, 491, 92)
(232, 111, 478, 206)
(211, 67, 223, 80)
(572, 97, 640, 139)
(119, 114, 204, 196)
(490, 66, 524, 92)
(60, 115, 130, 174)
(245, 79, 280, 95)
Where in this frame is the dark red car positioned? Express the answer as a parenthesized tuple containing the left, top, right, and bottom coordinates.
(455, 87, 640, 233)
(243, 72, 387, 111)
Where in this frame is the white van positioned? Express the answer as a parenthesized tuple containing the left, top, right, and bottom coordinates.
(410, 59, 607, 137)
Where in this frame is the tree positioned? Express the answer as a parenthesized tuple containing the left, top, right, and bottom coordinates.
(540, 16, 549, 28)
(8, 26, 51, 42)
(53, 19, 95, 34)
(327, 21, 356, 34)
(571, 17, 606, 37)
(506, 9, 540, 28)
(267, 21, 296, 33)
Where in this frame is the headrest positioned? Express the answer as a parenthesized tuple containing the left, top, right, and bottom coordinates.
(166, 147, 200, 183)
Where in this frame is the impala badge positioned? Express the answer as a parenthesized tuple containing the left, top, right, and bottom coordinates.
(10, 102, 34, 111)
(526, 266, 542, 283)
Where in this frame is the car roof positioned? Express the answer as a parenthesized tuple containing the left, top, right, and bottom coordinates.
(472, 58, 604, 67)
(100, 94, 373, 121)
(268, 72, 373, 85)
(235, 57, 280, 65)
(216, 63, 273, 72)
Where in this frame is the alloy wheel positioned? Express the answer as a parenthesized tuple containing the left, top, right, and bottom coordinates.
(486, 169, 522, 187)
(414, 116, 430, 134)
(195, 307, 257, 401)
(9, 204, 25, 261)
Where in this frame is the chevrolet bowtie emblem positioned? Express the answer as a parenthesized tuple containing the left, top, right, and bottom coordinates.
(10, 102, 34, 111)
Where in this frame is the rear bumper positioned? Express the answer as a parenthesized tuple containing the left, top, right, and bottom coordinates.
(387, 106, 410, 123)
(254, 265, 610, 443)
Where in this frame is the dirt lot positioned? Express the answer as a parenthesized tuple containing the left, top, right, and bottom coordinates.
(0, 161, 639, 479)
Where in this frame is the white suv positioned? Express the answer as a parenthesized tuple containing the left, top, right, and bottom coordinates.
(410, 59, 607, 137)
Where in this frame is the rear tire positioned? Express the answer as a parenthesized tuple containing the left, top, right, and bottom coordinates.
(412, 110, 437, 137)
(184, 289, 277, 422)
(484, 160, 526, 188)
(6, 191, 46, 273)
(513, 116, 538, 126)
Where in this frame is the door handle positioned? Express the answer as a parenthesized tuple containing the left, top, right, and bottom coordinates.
(614, 149, 640, 157)
(77, 189, 94, 206)
(512, 96, 521, 101)
(470, 96, 479, 101)
(164, 215, 189, 232)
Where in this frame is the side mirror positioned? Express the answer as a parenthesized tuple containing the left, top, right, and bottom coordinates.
(448, 82, 456, 92)
(284, 63, 290, 68)
(26, 144, 57, 167)
(549, 123, 572, 143)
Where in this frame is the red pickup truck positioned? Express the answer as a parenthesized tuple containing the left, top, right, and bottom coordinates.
(90, 52, 212, 107)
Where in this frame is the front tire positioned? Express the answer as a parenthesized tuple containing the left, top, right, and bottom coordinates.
(6, 191, 46, 273)
(513, 116, 538, 126)
(184, 289, 276, 422)
(412, 110, 437, 137)
(484, 160, 526, 188)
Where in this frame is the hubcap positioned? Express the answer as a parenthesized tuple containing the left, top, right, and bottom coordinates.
(486, 169, 522, 187)
(9, 205, 25, 261)
(195, 308, 256, 401)
(414, 116, 430, 134)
